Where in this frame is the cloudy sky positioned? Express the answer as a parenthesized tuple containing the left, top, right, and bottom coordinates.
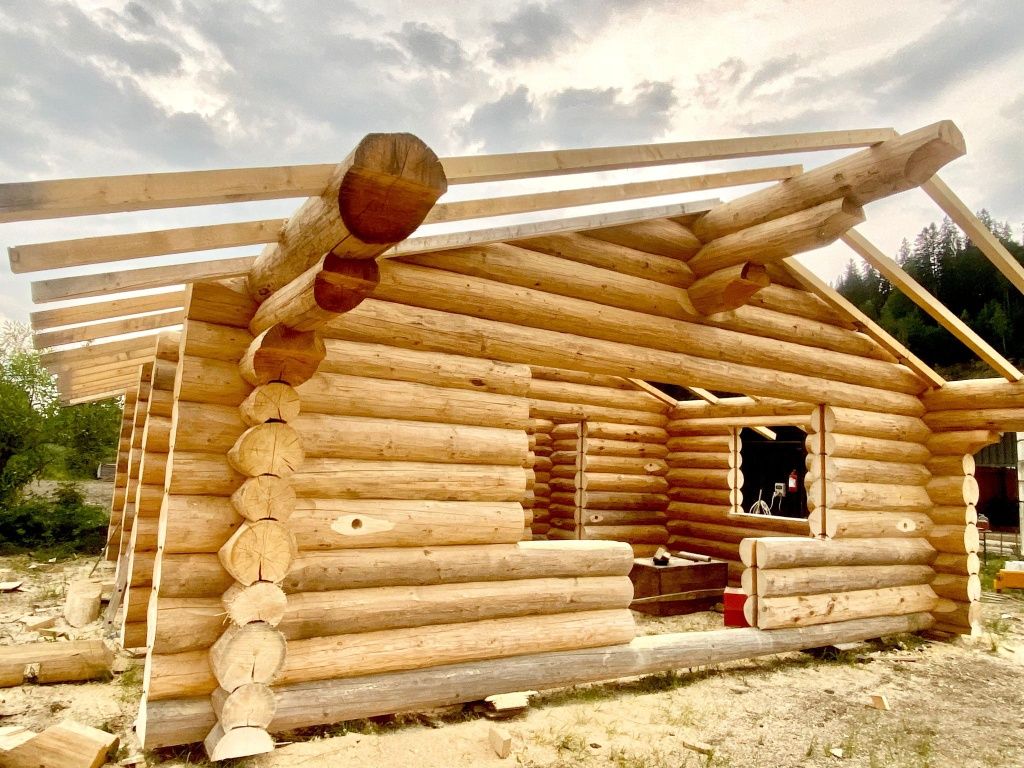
(1, 0, 1022, 326)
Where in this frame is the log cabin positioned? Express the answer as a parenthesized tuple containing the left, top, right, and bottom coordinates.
(4, 121, 1023, 760)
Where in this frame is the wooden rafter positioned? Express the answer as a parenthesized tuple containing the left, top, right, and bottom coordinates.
(423, 165, 802, 225)
(29, 201, 716, 303)
(0, 129, 894, 224)
(66, 388, 129, 405)
(782, 257, 945, 389)
(841, 230, 1021, 382)
(10, 220, 283, 274)
(40, 336, 159, 368)
(32, 256, 254, 303)
(922, 175, 1024, 295)
(33, 309, 183, 350)
(29, 290, 185, 331)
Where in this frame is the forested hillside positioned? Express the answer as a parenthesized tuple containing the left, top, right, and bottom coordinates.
(836, 212, 1024, 378)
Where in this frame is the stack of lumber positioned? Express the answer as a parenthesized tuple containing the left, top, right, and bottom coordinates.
(116, 332, 178, 648)
(740, 536, 938, 629)
(920, 379, 1022, 635)
(138, 281, 638, 752)
(530, 418, 554, 538)
(665, 408, 807, 584)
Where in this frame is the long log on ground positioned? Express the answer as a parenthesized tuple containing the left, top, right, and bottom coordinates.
(147, 608, 636, 700)
(690, 121, 965, 241)
(247, 132, 446, 300)
(323, 299, 926, 414)
(0, 640, 113, 687)
(140, 611, 934, 748)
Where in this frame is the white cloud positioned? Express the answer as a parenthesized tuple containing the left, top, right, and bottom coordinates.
(1, 0, 1021, 328)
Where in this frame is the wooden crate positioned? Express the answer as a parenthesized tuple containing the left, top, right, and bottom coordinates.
(629, 556, 728, 616)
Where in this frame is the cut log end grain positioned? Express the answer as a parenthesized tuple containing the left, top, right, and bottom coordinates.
(211, 683, 278, 730)
(219, 520, 298, 586)
(209, 622, 287, 693)
(228, 423, 305, 478)
(222, 582, 288, 627)
(315, 255, 381, 314)
(240, 325, 326, 387)
(239, 383, 302, 426)
(340, 133, 448, 244)
(231, 475, 297, 522)
(204, 723, 275, 761)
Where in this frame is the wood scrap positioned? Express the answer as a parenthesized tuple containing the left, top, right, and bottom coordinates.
(20, 614, 56, 631)
(488, 725, 512, 759)
(0, 581, 23, 592)
(0, 639, 113, 688)
(0, 719, 118, 768)
(869, 694, 891, 711)
(63, 580, 103, 628)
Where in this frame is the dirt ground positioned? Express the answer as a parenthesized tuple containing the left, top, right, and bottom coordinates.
(1, 555, 1023, 768)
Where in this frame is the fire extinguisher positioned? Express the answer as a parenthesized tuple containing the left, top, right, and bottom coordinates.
(787, 470, 798, 494)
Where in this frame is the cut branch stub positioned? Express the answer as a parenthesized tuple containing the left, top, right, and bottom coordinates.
(239, 382, 302, 426)
(240, 324, 326, 387)
(222, 581, 288, 627)
(249, 256, 380, 335)
(209, 622, 287, 692)
(247, 132, 447, 301)
(228, 422, 304, 478)
(211, 683, 278, 730)
(688, 263, 770, 316)
(219, 519, 298, 585)
(231, 475, 297, 522)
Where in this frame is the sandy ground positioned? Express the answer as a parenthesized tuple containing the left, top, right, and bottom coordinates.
(1, 553, 1023, 767)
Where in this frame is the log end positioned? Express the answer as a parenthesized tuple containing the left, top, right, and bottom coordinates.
(904, 120, 966, 184)
(339, 133, 448, 245)
(315, 257, 381, 314)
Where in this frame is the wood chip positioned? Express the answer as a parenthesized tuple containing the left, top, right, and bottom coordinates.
(484, 691, 535, 711)
(20, 615, 56, 631)
(0, 582, 23, 592)
(869, 694, 891, 711)
(679, 737, 714, 756)
(488, 726, 512, 759)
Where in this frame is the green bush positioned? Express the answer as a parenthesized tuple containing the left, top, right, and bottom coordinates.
(0, 483, 108, 557)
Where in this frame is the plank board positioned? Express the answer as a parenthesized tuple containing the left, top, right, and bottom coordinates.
(841, 230, 1020, 382)
(0, 129, 893, 223)
(29, 290, 185, 331)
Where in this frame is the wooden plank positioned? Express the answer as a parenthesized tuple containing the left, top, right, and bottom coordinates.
(31, 256, 253, 303)
(10, 220, 283, 274)
(841, 230, 1021, 381)
(33, 310, 183, 350)
(782, 258, 945, 389)
(29, 290, 185, 331)
(0, 130, 894, 224)
(66, 389, 130, 405)
(922, 175, 1024, 295)
(423, 165, 803, 225)
(439, 129, 895, 184)
(39, 337, 158, 368)
(625, 379, 678, 407)
(388, 200, 717, 258)
(29, 203, 715, 303)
